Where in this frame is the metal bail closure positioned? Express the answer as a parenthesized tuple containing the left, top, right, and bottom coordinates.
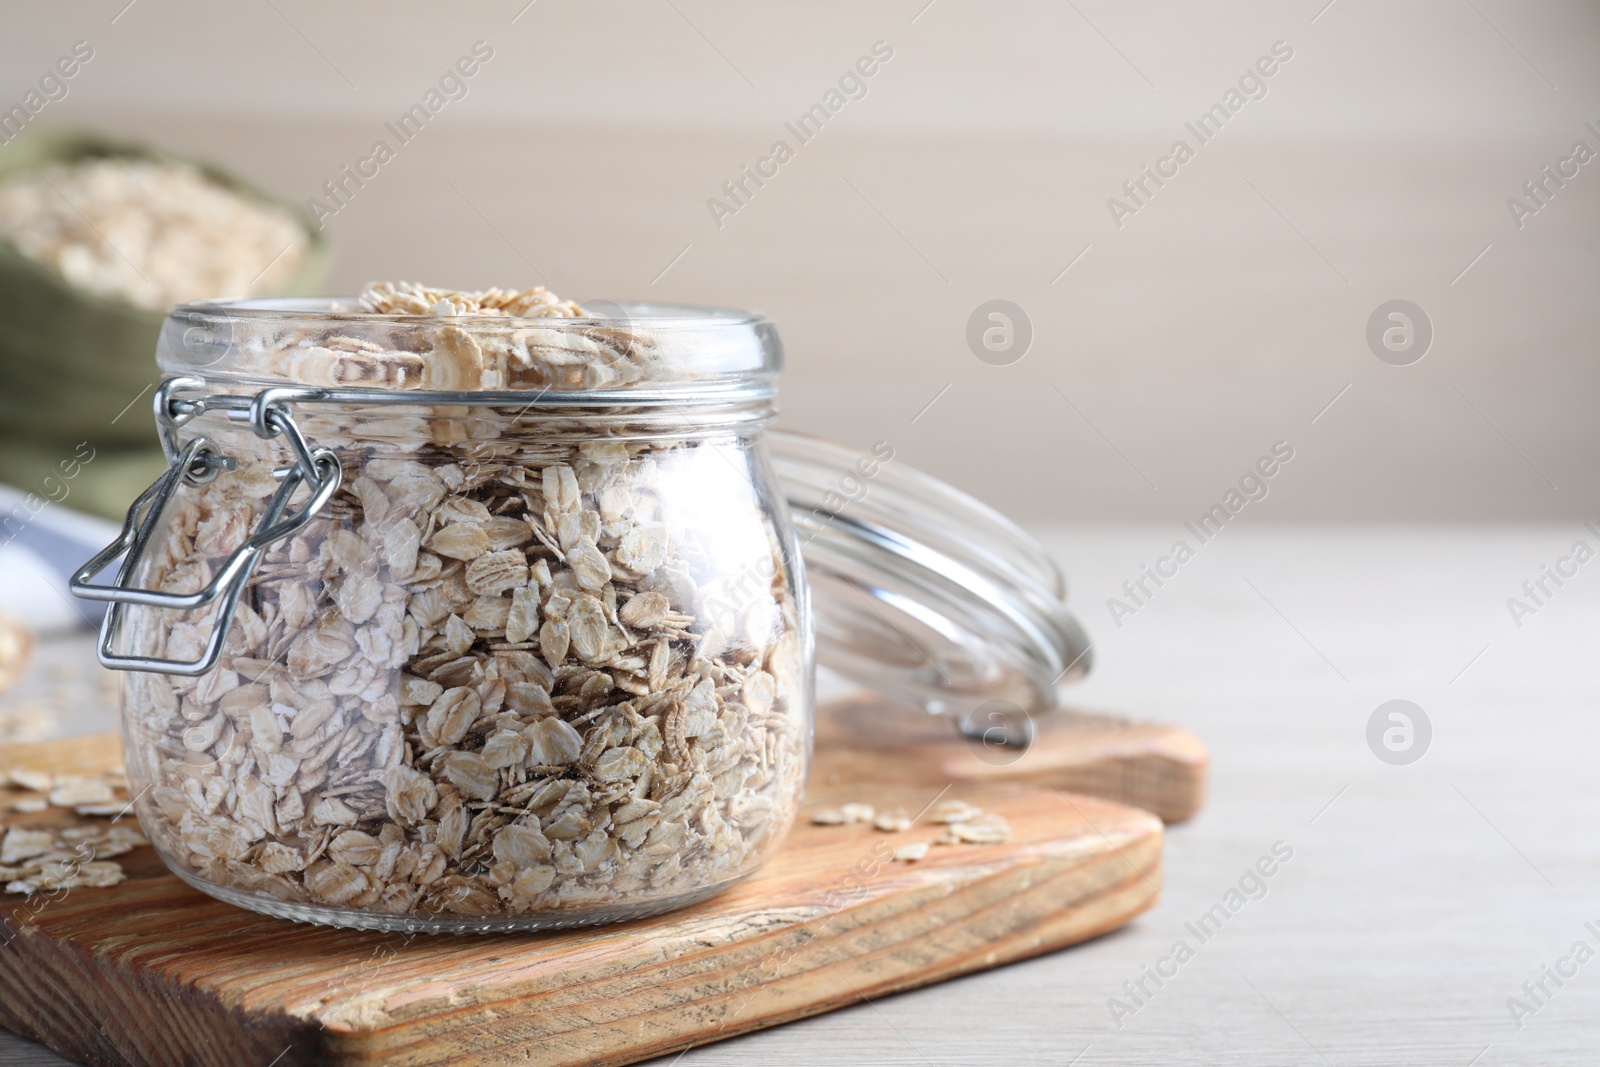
(70, 400, 343, 676)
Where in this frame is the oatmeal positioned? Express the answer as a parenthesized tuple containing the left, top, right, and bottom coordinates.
(1, 768, 146, 895)
(807, 794, 1010, 853)
(0, 156, 309, 310)
(119, 285, 808, 925)
(207, 281, 671, 394)
(0, 823, 145, 895)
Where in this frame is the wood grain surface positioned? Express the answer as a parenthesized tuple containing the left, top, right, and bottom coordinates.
(0, 705, 1170, 1067)
(816, 698, 1207, 823)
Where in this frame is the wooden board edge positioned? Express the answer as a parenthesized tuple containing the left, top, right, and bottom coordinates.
(322, 820, 1164, 1066)
(0, 815, 1161, 1067)
(0, 920, 300, 1067)
(995, 746, 1209, 824)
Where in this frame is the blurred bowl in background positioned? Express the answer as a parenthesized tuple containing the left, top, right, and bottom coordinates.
(0, 128, 330, 519)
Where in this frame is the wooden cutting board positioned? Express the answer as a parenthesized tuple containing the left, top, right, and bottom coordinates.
(0, 701, 1195, 1067)
(816, 697, 1207, 824)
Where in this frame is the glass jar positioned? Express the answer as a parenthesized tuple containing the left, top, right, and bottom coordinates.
(73, 298, 1090, 933)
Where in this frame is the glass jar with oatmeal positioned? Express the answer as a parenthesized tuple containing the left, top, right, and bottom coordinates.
(72, 286, 1090, 933)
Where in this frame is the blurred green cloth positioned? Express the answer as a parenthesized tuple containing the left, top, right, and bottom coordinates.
(0, 440, 168, 521)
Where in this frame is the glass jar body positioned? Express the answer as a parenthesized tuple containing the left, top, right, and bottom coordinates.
(120, 399, 811, 932)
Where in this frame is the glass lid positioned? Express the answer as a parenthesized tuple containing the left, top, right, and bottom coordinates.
(769, 431, 1091, 718)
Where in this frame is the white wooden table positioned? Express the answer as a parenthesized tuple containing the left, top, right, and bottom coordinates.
(4, 524, 1596, 1066)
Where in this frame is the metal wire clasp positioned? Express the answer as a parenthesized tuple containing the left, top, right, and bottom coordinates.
(70, 384, 343, 676)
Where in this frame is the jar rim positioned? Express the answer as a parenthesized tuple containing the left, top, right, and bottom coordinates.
(168, 297, 773, 330)
(158, 298, 783, 399)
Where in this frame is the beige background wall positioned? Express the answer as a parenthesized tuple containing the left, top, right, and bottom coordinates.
(4, 0, 1597, 521)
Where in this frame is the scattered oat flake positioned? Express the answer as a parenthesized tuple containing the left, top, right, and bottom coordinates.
(809, 807, 848, 826)
(76, 802, 132, 818)
(1, 828, 55, 865)
(927, 799, 983, 824)
(873, 809, 912, 833)
(9, 797, 48, 814)
(49, 780, 115, 807)
(8, 860, 127, 895)
(0, 818, 149, 894)
(8, 769, 52, 793)
(937, 814, 1010, 845)
(839, 802, 875, 824)
(892, 842, 930, 862)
